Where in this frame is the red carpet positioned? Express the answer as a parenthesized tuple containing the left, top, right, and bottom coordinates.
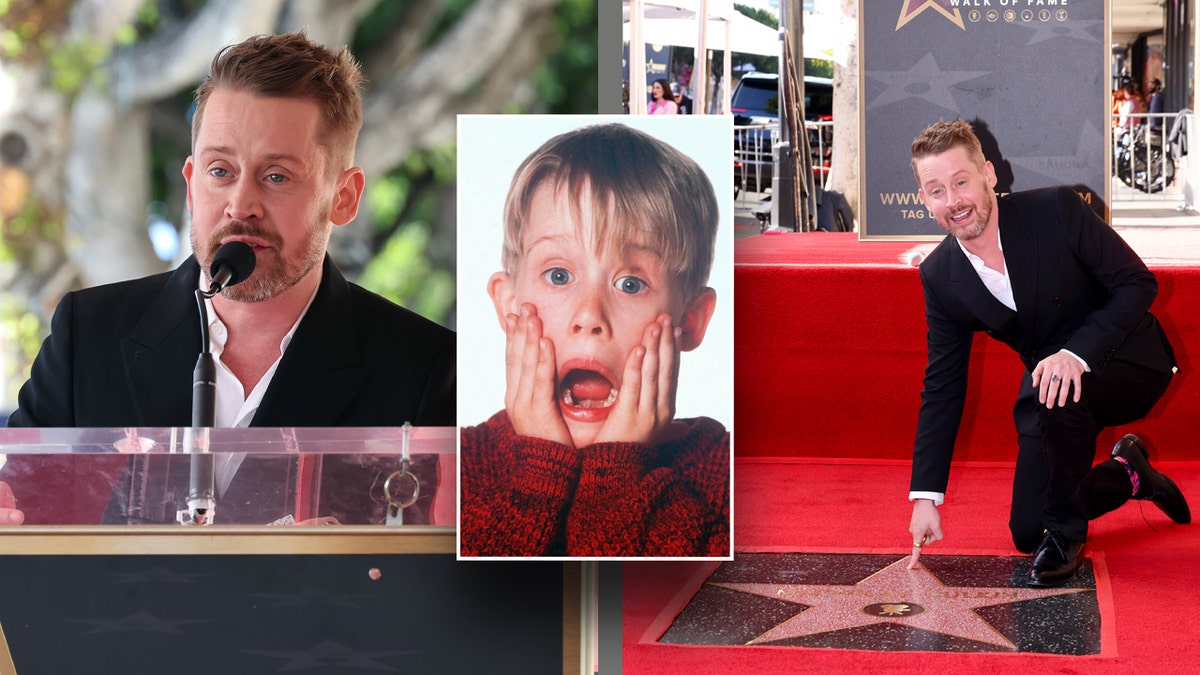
(623, 460, 1200, 672)
(733, 232, 1200, 462)
(630, 231, 1200, 670)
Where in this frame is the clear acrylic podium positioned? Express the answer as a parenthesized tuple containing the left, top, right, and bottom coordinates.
(0, 426, 456, 554)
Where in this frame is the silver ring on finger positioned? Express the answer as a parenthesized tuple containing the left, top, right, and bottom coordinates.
(1050, 374, 1059, 382)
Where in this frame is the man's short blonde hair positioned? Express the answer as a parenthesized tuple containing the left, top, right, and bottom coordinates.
(502, 124, 719, 302)
(192, 31, 365, 173)
(910, 118, 987, 185)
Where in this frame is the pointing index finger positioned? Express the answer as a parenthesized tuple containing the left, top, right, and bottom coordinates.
(908, 535, 926, 569)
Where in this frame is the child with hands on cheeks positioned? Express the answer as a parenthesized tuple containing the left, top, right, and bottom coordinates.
(459, 123, 730, 558)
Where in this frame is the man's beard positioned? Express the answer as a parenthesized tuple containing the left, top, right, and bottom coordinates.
(194, 221, 326, 303)
(944, 195, 993, 242)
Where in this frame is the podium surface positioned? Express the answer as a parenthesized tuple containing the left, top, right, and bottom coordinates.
(0, 426, 456, 554)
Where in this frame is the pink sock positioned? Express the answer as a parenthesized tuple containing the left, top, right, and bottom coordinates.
(1114, 456, 1141, 496)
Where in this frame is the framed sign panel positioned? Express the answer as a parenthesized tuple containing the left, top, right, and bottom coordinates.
(860, 1, 1108, 239)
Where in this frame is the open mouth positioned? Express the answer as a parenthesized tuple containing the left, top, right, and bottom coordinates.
(560, 369, 617, 409)
(558, 364, 619, 424)
(950, 207, 973, 224)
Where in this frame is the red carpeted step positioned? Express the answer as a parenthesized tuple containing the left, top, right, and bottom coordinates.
(733, 232, 1200, 463)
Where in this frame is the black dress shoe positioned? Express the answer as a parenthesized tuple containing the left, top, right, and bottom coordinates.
(1028, 530, 1085, 587)
(1112, 434, 1191, 524)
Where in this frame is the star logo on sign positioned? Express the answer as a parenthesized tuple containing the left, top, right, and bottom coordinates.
(106, 566, 214, 585)
(1006, 120, 1107, 186)
(67, 611, 209, 635)
(252, 587, 368, 609)
(713, 557, 1087, 650)
(897, 0, 964, 31)
(244, 639, 414, 672)
(1019, 17, 1102, 45)
(865, 53, 989, 113)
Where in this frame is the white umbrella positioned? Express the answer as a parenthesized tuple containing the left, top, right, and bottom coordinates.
(622, 7, 780, 57)
(626, 0, 768, 114)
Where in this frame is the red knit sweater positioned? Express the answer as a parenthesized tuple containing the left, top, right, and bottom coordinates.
(459, 411, 730, 557)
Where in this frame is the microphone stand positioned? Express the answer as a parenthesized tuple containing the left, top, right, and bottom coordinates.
(178, 242, 254, 525)
(179, 285, 219, 525)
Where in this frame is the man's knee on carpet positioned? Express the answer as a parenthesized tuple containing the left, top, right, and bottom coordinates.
(1010, 526, 1043, 554)
(1008, 504, 1045, 553)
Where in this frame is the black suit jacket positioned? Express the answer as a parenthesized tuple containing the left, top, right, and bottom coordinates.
(910, 187, 1176, 494)
(8, 255, 455, 427)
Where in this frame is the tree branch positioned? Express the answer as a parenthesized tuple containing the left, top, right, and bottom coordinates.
(67, 0, 145, 45)
(278, 0, 377, 48)
(108, 0, 286, 106)
(356, 0, 559, 175)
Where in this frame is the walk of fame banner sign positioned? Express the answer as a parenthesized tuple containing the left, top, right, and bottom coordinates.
(860, 1, 1108, 239)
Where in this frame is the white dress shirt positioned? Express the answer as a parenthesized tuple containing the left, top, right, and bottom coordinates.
(201, 274, 319, 496)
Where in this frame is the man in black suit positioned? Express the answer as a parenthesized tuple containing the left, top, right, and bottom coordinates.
(1, 32, 453, 525)
(905, 119, 1188, 586)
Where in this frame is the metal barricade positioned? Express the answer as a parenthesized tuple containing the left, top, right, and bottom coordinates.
(734, 120, 834, 210)
(807, 119, 833, 190)
(734, 123, 778, 206)
(1111, 111, 1186, 203)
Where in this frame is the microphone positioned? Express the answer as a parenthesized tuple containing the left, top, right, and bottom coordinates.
(180, 241, 257, 525)
(206, 241, 256, 296)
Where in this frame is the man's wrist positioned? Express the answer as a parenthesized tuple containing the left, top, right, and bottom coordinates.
(1060, 348, 1091, 372)
(909, 491, 945, 506)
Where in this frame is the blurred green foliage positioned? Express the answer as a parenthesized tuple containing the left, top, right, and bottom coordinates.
(0, 0, 597, 406)
(355, 0, 597, 327)
(535, 0, 598, 113)
(359, 144, 457, 320)
(0, 299, 42, 404)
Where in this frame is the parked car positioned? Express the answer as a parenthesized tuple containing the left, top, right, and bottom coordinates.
(732, 72, 832, 193)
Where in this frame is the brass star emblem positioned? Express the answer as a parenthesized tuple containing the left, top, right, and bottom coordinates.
(897, 0, 965, 31)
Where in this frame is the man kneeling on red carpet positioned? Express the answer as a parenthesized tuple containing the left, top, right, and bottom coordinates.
(905, 119, 1189, 587)
(459, 123, 730, 558)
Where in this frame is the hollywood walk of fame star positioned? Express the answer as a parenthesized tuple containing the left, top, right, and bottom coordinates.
(252, 587, 368, 609)
(711, 557, 1089, 650)
(67, 610, 210, 635)
(1019, 17, 1103, 46)
(243, 639, 414, 672)
(865, 53, 989, 114)
(106, 566, 214, 585)
(1006, 121, 1107, 187)
(897, 0, 964, 32)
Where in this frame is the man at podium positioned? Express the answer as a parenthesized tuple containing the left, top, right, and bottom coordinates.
(1, 32, 454, 525)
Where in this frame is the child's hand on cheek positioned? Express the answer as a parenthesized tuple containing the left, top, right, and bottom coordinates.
(594, 313, 680, 445)
(503, 304, 574, 447)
